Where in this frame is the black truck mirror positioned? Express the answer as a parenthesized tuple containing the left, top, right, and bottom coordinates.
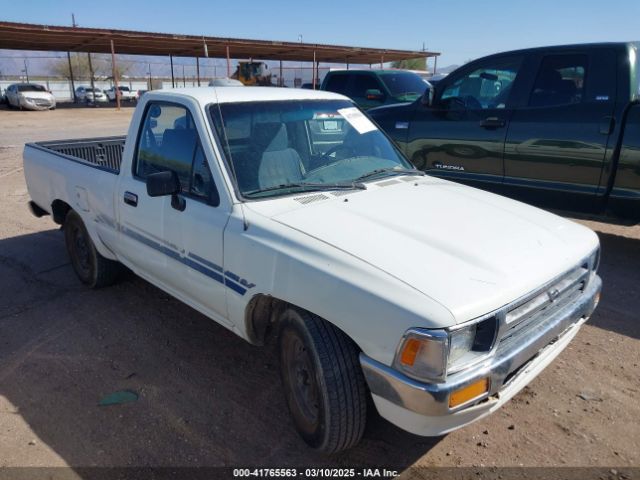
(421, 84, 435, 107)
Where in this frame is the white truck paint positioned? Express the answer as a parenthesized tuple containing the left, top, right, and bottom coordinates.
(23, 87, 602, 451)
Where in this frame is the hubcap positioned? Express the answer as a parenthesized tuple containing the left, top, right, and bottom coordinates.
(283, 331, 320, 433)
(72, 226, 91, 276)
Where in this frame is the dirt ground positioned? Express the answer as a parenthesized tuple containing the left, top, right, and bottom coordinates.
(0, 104, 638, 472)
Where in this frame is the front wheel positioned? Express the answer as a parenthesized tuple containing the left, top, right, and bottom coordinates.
(64, 210, 121, 288)
(278, 307, 367, 453)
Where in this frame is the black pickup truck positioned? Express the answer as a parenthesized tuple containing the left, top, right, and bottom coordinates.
(369, 42, 640, 219)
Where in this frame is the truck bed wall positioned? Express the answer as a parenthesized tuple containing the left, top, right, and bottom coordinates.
(23, 141, 121, 260)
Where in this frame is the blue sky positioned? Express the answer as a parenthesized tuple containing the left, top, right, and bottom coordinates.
(2, 0, 640, 67)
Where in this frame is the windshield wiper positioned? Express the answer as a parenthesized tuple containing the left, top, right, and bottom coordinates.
(244, 181, 367, 198)
(355, 168, 425, 182)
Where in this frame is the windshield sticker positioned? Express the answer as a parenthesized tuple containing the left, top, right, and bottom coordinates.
(337, 107, 377, 134)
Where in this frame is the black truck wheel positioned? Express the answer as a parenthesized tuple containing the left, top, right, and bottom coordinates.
(278, 307, 367, 453)
(63, 210, 121, 288)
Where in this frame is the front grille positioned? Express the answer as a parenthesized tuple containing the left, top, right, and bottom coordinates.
(499, 265, 590, 346)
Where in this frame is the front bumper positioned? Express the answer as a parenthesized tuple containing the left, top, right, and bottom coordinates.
(21, 98, 55, 110)
(361, 274, 601, 436)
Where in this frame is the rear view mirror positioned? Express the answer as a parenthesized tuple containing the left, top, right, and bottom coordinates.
(420, 84, 435, 107)
(146, 170, 180, 197)
(366, 89, 384, 101)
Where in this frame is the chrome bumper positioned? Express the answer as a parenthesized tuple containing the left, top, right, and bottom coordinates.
(361, 274, 602, 417)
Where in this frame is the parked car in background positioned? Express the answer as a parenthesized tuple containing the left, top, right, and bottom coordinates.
(75, 86, 108, 103)
(4, 83, 56, 110)
(23, 87, 601, 453)
(321, 69, 429, 109)
(369, 42, 640, 219)
(105, 86, 137, 102)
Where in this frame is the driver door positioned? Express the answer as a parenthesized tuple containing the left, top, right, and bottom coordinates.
(407, 55, 523, 191)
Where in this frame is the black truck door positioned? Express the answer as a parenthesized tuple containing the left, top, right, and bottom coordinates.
(406, 55, 523, 191)
(503, 49, 617, 212)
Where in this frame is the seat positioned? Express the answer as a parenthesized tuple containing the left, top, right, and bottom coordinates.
(257, 123, 303, 189)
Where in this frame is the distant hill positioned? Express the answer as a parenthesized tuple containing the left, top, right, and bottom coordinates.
(436, 64, 460, 74)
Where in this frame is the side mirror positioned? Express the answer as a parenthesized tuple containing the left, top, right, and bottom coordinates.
(366, 89, 384, 101)
(146, 170, 186, 211)
(146, 170, 180, 197)
(421, 84, 435, 107)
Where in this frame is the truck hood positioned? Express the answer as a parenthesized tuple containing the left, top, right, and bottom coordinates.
(251, 177, 598, 323)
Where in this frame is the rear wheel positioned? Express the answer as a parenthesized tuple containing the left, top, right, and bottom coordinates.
(64, 210, 121, 288)
(278, 307, 367, 453)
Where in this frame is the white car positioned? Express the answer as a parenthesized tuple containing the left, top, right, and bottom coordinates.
(23, 87, 602, 453)
(105, 86, 137, 102)
(75, 86, 108, 103)
(5, 83, 56, 110)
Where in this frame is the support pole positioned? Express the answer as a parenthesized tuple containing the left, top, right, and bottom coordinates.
(279, 60, 283, 87)
(87, 52, 96, 107)
(110, 40, 120, 111)
(433, 55, 438, 75)
(380, 55, 384, 69)
(67, 52, 76, 101)
(196, 57, 201, 86)
(170, 55, 175, 88)
(226, 45, 231, 77)
(312, 50, 316, 90)
(183, 65, 186, 87)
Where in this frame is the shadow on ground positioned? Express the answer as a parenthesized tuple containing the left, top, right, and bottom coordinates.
(0, 229, 439, 469)
(589, 231, 640, 341)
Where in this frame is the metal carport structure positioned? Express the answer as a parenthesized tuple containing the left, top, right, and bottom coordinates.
(0, 21, 439, 108)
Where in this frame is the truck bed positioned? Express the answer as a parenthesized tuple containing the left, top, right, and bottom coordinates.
(27, 136, 126, 174)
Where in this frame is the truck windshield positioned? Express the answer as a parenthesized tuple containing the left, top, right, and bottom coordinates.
(209, 100, 415, 199)
(379, 72, 429, 100)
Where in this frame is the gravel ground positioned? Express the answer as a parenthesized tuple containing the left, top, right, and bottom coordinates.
(0, 104, 638, 472)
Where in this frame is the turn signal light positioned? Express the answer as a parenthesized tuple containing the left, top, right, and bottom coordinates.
(399, 338, 422, 366)
(449, 378, 490, 409)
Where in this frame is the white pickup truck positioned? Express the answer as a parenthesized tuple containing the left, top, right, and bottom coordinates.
(105, 86, 138, 102)
(23, 87, 602, 453)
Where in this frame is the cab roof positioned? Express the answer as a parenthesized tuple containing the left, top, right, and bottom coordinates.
(144, 86, 350, 105)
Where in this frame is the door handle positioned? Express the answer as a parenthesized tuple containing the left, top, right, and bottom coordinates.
(123, 191, 138, 207)
(480, 117, 506, 129)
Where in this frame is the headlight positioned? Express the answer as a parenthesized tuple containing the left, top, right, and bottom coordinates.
(394, 317, 498, 383)
(448, 324, 477, 367)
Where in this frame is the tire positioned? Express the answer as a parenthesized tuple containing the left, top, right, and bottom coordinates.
(63, 210, 121, 288)
(278, 307, 367, 453)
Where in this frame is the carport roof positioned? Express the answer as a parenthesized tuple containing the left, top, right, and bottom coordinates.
(0, 21, 439, 64)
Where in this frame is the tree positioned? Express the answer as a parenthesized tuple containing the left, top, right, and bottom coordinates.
(391, 57, 427, 71)
(49, 53, 129, 80)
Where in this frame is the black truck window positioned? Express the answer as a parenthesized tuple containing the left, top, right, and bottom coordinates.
(440, 57, 522, 109)
(529, 54, 587, 107)
(324, 74, 349, 95)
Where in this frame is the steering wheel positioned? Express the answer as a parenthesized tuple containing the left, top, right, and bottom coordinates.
(320, 144, 356, 161)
